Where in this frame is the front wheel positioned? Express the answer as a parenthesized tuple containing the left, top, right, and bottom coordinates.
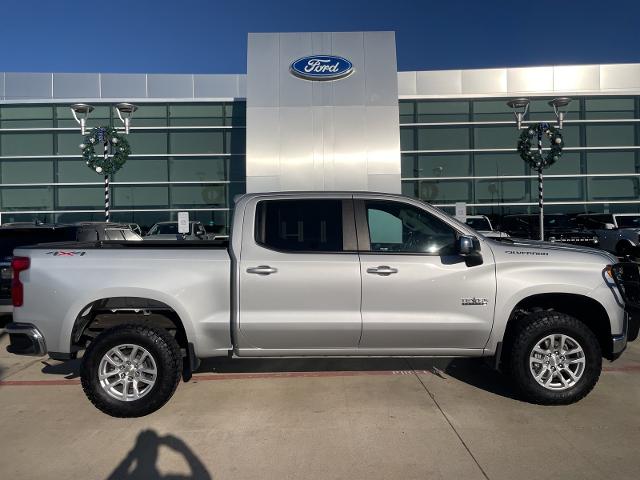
(81, 324, 182, 417)
(507, 311, 602, 405)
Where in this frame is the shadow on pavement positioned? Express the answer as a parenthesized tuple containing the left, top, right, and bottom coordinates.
(41, 359, 82, 379)
(107, 429, 212, 480)
(41, 354, 520, 401)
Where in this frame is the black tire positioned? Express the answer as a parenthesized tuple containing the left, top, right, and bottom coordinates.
(507, 310, 602, 405)
(81, 324, 182, 417)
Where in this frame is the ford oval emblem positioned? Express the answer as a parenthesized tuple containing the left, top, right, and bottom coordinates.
(290, 55, 353, 81)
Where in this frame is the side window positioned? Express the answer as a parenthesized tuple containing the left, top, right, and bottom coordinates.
(122, 230, 140, 241)
(255, 199, 343, 252)
(365, 201, 457, 254)
(104, 229, 125, 241)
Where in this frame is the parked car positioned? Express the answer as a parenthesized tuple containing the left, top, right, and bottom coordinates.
(575, 213, 640, 257)
(144, 221, 210, 240)
(464, 215, 510, 239)
(5, 192, 638, 417)
(500, 214, 599, 248)
(0, 222, 141, 313)
(128, 223, 143, 236)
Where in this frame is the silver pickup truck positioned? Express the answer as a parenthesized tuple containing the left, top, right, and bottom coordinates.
(6, 192, 640, 417)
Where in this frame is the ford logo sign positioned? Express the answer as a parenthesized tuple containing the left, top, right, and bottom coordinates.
(290, 55, 353, 81)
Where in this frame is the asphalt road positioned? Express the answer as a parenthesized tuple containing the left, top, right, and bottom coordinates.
(0, 332, 639, 480)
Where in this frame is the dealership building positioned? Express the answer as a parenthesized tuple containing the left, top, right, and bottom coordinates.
(0, 31, 639, 235)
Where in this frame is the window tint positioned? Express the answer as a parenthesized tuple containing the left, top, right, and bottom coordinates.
(365, 201, 457, 254)
(255, 200, 343, 252)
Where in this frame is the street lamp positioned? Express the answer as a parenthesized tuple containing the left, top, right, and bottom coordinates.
(115, 103, 138, 134)
(70, 103, 94, 135)
(548, 97, 572, 129)
(506, 98, 530, 130)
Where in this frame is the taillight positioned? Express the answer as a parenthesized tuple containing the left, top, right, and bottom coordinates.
(11, 256, 30, 307)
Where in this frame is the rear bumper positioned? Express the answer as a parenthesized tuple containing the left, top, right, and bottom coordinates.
(5, 322, 47, 356)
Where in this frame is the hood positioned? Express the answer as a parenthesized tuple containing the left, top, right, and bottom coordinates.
(488, 237, 617, 263)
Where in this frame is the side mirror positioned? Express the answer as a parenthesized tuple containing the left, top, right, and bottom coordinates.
(603, 223, 616, 230)
(457, 235, 477, 255)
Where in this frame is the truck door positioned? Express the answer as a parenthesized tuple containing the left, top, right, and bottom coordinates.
(356, 198, 496, 350)
(237, 196, 362, 350)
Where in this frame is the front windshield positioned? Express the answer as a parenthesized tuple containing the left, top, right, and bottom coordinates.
(615, 215, 640, 228)
(465, 217, 491, 231)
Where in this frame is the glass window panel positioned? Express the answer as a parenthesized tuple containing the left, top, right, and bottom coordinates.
(169, 104, 224, 126)
(534, 178, 584, 201)
(57, 160, 100, 183)
(1, 106, 53, 120)
(255, 199, 343, 252)
(365, 200, 457, 254)
(169, 157, 226, 181)
(127, 132, 167, 154)
(408, 154, 471, 178)
(169, 132, 224, 154)
(114, 186, 168, 207)
(57, 132, 84, 155)
(125, 105, 167, 127)
(474, 126, 517, 149)
(1, 187, 53, 209)
(171, 184, 226, 207)
(57, 186, 103, 208)
(586, 124, 635, 147)
(2, 212, 54, 224)
(415, 101, 469, 122)
(585, 97, 635, 119)
(2, 160, 53, 183)
(472, 100, 514, 121)
(416, 180, 471, 203)
(475, 180, 528, 203)
(586, 151, 637, 174)
(1, 106, 53, 128)
(113, 159, 168, 182)
(1, 133, 53, 156)
(589, 177, 639, 201)
(417, 127, 468, 150)
(544, 152, 581, 175)
(56, 105, 110, 121)
(474, 152, 527, 176)
(400, 128, 415, 151)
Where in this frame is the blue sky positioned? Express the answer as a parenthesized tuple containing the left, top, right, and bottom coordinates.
(1, 0, 639, 73)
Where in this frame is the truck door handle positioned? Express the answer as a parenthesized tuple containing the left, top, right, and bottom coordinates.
(246, 265, 278, 275)
(367, 265, 398, 276)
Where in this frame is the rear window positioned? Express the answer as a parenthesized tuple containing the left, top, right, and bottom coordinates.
(255, 199, 343, 252)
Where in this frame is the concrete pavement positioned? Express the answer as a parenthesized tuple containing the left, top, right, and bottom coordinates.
(1, 331, 639, 480)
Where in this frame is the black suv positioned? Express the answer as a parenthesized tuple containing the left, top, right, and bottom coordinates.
(0, 222, 141, 313)
(500, 214, 599, 248)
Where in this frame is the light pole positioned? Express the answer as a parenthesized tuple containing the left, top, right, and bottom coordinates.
(72, 103, 137, 222)
(507, 97, 570, 241)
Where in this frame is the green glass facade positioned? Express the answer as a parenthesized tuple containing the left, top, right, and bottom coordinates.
(1, 95, 640, 231)
(400, 96, 640, 216)
(0, 102, 246, 235)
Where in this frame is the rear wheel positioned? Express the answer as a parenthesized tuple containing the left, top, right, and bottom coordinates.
(507, 310, 602, 405)
(81, 324, 182, 417)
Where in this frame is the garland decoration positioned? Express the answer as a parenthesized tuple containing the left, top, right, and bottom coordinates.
(79, 126, 131, 175)
(517, 123, 563, 169)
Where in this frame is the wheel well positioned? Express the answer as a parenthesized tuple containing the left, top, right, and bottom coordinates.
(501, 293, 613, 363)
(71, 297, 188, 352)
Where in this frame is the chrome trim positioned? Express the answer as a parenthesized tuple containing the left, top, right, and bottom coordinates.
(612, 315, 629, 355)
(403, 173, 640, 181)
(400, 119, 640, 127)
(401, 146, 640, 154)
(5, 322, 47, 356)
